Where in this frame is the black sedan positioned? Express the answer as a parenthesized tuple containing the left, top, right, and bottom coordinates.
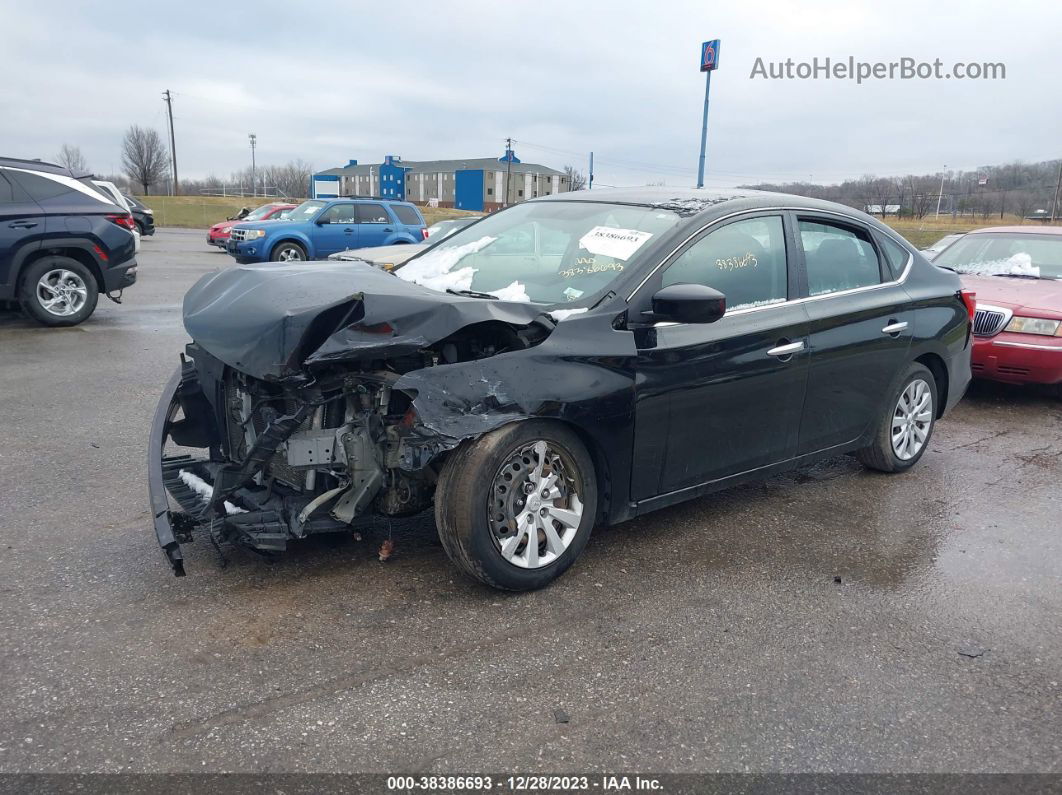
(149, 189, 973, 590)
(122, 193, 155, 236)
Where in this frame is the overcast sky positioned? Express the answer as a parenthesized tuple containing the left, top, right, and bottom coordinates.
(3, 0, 1059, 188)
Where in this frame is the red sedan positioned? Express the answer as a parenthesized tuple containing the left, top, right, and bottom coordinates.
(933, 225, 1062, 388)
(206, 203, 296, 248)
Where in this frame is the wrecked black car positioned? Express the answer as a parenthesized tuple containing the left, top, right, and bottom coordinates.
(149, 188, 972, 590)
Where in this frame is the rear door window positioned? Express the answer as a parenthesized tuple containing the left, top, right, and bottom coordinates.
(662, 215, 788, 310)
(391, 204, 422, 225)
(0, 172, 14, 203)
(356, 203, 391, 224)
(798, 219, 883, 295)
(320, 204, 357, 224)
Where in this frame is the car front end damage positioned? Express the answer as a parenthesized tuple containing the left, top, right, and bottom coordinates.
(147, 259, 563, 575)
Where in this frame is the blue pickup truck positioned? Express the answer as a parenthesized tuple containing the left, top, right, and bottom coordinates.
(226, 197, 427, 263)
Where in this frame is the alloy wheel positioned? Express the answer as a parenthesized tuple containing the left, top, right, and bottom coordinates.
(487, 440, 584, 569)
(278, 247, 303, 262)
(36, 269, 88, 317)
(891, 378, 933, 460)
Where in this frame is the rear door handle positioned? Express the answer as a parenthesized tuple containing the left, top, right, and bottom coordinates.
(9, 221, 38, 229)
(383, 227, 393, 232)
(767, 340, 805, 358)
(882, 321, 909, 334)
(343, 227, 354, 233)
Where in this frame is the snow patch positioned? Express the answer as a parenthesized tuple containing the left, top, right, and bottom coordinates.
(395, 235, 497, 292)
(178, 470, 247, 515)
(549, 307, 589, 321)
(487, 280, 530, 302)
(954, 252, 1040, 278)
(729, 297, 787, 311)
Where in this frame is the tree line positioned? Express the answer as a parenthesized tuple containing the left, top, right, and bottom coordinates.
(742, 158, 1062, 221)
(52, 126, 313, 199)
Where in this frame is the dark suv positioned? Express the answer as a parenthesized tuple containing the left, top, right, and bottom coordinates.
(0, 157, 138, 326)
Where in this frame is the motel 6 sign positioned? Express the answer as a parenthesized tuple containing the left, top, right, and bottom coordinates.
(701, 39, 721, 71)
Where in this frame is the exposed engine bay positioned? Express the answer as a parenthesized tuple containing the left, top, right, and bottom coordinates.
(151, 267, 556, 575)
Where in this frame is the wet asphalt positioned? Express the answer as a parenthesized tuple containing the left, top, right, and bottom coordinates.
(0, 228, 1059, 774)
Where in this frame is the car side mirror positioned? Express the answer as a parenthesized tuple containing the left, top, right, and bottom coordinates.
(648, 283, 726, 324)
(316, 217, 330, 225)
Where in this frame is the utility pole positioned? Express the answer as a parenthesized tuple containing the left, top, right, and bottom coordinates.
(504, 137, 513, 206)
(162, 89, 178, 195)
(588, 152, 594, 191)
(248, 133, 257, 197)
(1051, 160, 1062, 222)
(935, 165, 947, 217)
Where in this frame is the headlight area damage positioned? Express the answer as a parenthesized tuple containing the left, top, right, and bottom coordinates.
(150, 261, 562, 576)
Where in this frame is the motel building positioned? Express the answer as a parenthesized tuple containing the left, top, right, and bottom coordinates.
(311, 150, 570, 212)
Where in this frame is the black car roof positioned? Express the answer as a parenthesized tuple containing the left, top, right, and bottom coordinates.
(532, 186, 880, 222)
(0, 157, 72, 176)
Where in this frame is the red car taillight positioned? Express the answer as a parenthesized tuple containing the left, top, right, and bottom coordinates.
(106, 213, 137, 231)
(960, 289, 976, 323)
(421, 227, 429, 240)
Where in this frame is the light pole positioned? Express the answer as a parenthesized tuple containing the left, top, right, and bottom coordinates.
(248, 133, 257, 198)
(935, 165, 947, 217)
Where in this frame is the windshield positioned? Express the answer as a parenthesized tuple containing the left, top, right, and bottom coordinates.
(245, 204, 283, 221)
(286, 200, 326, 221)
(395, 201, 681, 305)
(933, 233, 1062, 279)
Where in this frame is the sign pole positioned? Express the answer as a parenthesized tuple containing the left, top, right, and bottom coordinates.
(697, 70, 711, 188)
(696, 39, 720, 189)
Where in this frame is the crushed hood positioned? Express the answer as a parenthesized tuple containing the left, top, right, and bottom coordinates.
(182, 260, 551, 380)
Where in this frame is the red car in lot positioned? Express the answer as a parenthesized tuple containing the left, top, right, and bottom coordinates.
(932, 225, 1062, 388)
(206, 203, 296, 248)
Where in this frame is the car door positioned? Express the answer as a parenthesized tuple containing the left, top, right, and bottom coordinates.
(630, 213, 810, 499)
(314, 203, 359, 256)
(355, 202, 393, 247)
(0, 169, 44, 291)
(793, 214, 914, 456)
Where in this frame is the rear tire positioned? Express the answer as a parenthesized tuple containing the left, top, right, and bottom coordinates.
(18, 256, 99, 327)
(856, 363, 937, 473)
(270, 242, 306, 262)
(435, 420, 597, 591)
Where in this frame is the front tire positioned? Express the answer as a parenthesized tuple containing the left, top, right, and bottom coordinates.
(270, 241, 306, 262)
(19, 256, 99, 326)
(856, 363, 938, 473)
(435, 420, 597, 591)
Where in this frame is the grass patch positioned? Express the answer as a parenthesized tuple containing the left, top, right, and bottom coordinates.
(135, 195, 479, 229)
(884, 214, 1051, 248)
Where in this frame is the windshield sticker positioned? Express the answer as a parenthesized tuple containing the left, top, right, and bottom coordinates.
(578, 226, 653, 261)
(563, 287, 584, 301)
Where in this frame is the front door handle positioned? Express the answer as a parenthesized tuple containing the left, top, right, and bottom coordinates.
(767, 340, 805, 358)
(343, 227, 354, 233)
(9, 221, 38, 229)
(882, 321, 909, 335)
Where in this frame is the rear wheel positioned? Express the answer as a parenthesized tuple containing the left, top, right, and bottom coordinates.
(435, 421, 597, 591)
(270, 242, 306, 262)
(856, 363, 937, 473)
(19, 256, 99, 326)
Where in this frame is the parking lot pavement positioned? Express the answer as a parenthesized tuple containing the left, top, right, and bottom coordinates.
(0, 227, 1059, 774)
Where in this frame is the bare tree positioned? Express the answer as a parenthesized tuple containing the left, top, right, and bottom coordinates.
(55, 144, 89, 174)
(121, 125, 169, 194)
(564, 165, 587, 191)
